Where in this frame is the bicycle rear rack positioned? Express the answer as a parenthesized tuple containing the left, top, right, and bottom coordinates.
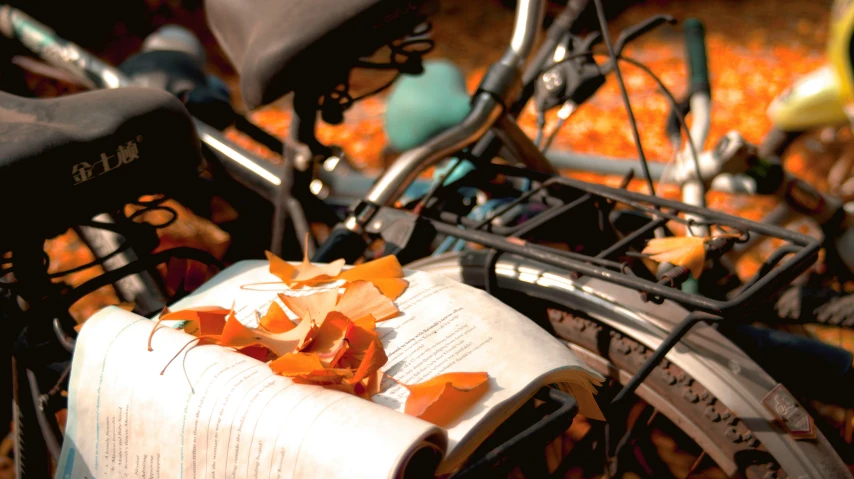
(371, 162, 820, 317)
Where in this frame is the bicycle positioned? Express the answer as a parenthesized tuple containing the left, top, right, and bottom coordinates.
(1, 0, 853, 478)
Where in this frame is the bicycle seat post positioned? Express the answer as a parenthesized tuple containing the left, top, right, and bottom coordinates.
(269, 89, 332, 257)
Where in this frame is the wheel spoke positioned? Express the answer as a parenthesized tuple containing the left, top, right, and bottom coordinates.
(685, 451, 707, 478)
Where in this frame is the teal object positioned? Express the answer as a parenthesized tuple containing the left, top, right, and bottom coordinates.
(432, 157, 476, 186)
(384, 59, 472, 151)
(681, 275, 699, 294)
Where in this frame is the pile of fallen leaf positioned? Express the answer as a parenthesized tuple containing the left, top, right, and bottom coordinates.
(150, 250, 488, 426)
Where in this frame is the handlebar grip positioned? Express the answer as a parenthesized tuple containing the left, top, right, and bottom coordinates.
(683, 18, 710, 96)
(312, 225, 368, 264)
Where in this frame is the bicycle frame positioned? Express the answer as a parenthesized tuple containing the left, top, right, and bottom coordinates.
(2, 1, 851, 476)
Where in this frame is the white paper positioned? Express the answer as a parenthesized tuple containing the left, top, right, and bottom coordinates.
(55, 307, 445, 479)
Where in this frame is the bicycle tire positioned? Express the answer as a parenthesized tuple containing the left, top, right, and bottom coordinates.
(408, 251, 852, 479)
(12, 359, 51, 479)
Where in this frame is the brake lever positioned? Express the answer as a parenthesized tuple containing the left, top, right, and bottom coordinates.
(614, 15, 677, 57)
(534, 31, 606, 113)
(578, 31, 602, 52)
(596, 14, 677, 76)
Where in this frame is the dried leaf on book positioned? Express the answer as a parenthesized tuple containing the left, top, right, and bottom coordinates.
(337, 255, 409, 299)
(153, 254, 494, 427)
(147, 305, 230, 350)
(335, 281, 399, 321)
(220, 311, 318, 356)
(269, 352, 325, 376)
(257, 301, 295, 333)
(263, 249, 407, 299)
(280, 280, 399, 324)
(402, 372, 490, 427)
(264, 235, 345, 287)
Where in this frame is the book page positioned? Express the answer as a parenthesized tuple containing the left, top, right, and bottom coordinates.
(166, 261, 604, 475)
(369, 270, 604, 473)
(55, 307, 446, 479)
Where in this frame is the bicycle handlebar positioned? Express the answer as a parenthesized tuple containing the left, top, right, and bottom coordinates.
(683, 18, 710, 96)
(664, 18, 711, 149)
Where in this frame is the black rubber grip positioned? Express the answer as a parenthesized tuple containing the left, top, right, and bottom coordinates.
(683, 18, 710, 96)
(312, 225, 368, 264)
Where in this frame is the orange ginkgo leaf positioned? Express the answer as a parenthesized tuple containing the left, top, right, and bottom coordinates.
(265, 250, 297, 282)
(148, 305, 231, 351)
(642, 236, 706, 279)
(159, 306, 231, 337)
(336, 281, 399, 322)
(264, 237, 346, 286)
(294, 368, 355, 385)
(360, 370, 384, 398)
(354, 315, 376, 332)
(370, 279, 410, 301)
(279, 290, 338, 325)
(347, 340, 388, 384)
(336, 316, 379, 371)
(337, 255, 409, 300)
(280, 281, 398, 325)
(269, 352, 324, 376)
(220, 312, 318, 356)
(403, 372, 490, 426)
(307, 312, 352, 366)
(258, 301, 295, 333)
(346, 315, 378, 353)
(219, 312, 257, 349)
(322, 341, 351, 369)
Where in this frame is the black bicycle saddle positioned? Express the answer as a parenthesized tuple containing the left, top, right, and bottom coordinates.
(206, 0, 436, 110)
(0, 87, 203, 241)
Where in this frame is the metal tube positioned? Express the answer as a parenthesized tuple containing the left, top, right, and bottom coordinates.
(194, 120, 281, 199)
(494, 114, 556, 174)
(365, 93, 503, 206)
(501, 0, 546, 69)
(545, 150, 668, 178)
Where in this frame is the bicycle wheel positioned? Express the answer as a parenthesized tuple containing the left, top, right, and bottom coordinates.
(408, 251, 852, 478)
(12, 359, 52, 479)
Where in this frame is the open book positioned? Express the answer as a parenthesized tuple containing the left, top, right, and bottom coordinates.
(56, 261, 604, 479)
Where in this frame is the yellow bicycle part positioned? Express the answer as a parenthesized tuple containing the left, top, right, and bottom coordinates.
(830, 0, 854, 104)
(767, 65, 849, 131)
